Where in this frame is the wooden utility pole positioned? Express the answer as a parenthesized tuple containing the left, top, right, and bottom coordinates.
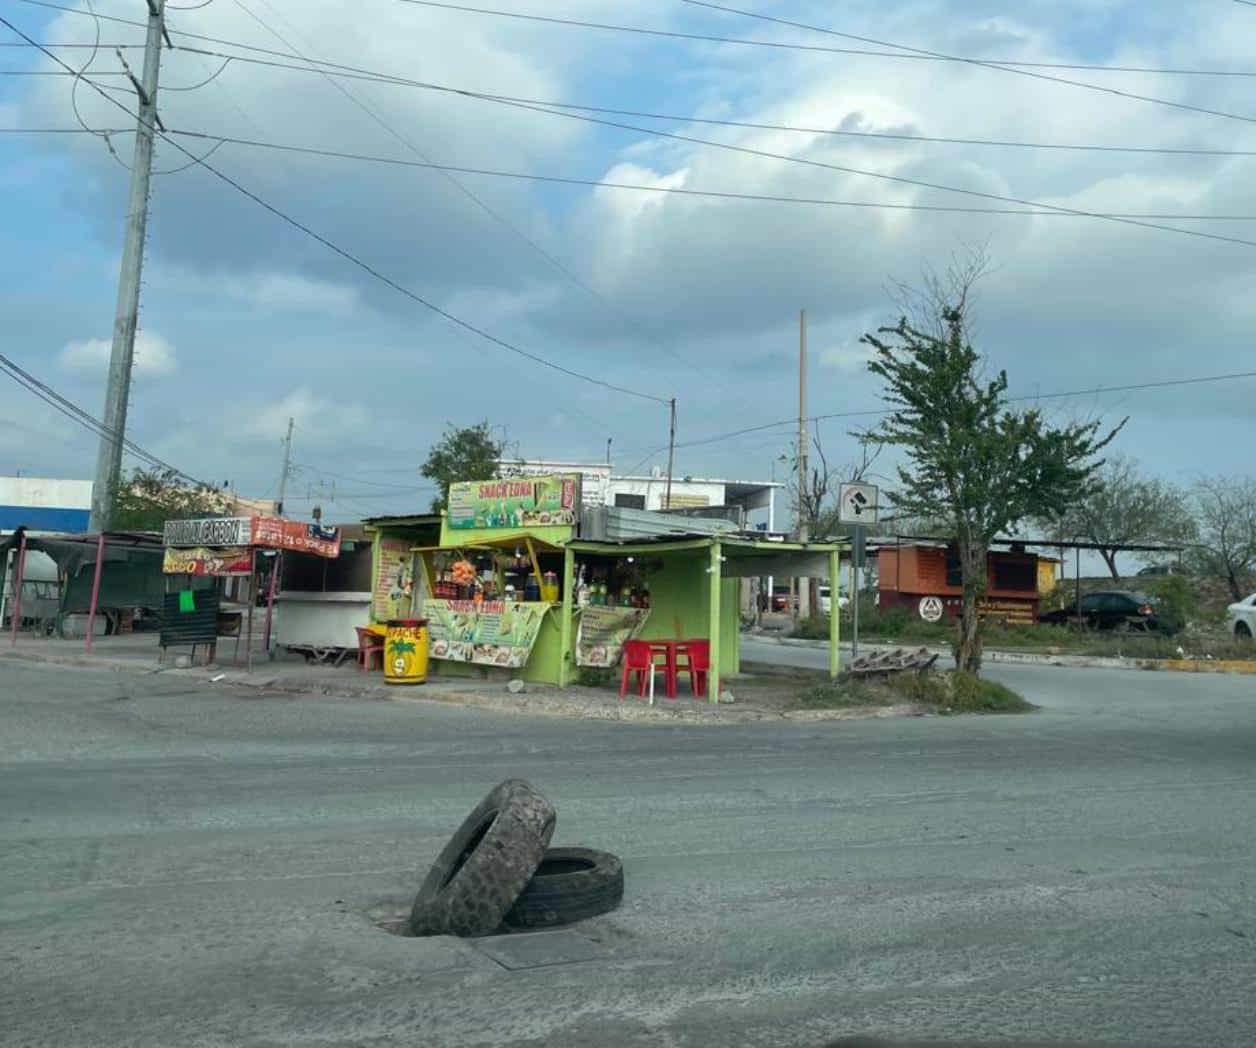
(664, 397, 676, 510)
(276, 417, 294, 516)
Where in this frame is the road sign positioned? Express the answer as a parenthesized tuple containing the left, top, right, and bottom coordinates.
(838, 482, 879, 525)
(918, 596, 944, 622)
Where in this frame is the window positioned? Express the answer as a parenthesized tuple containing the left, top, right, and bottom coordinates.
(1079, 594, 1103, 615)
(945, 551, 961, 587)
(614, 493, 646, 510)
(991, 559, 1035, 593)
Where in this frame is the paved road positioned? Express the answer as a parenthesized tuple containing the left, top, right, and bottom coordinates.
(3, 656, 1255, 1047)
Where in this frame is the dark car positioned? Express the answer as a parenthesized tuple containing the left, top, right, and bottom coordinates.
(1039, 590, 1169, 632)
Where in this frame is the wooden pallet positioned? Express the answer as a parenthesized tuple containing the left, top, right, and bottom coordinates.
(840, 646, 939, 681)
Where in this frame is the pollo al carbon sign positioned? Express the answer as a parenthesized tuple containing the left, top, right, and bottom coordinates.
(164, 517, 252, 547)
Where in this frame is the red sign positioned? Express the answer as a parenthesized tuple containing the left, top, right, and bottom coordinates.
(248, 517, 341, 557)
(163, 546, 254, 577)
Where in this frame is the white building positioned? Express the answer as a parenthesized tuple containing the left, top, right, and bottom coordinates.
(0, 477, 93, 533)
(498, 460, 782, 532)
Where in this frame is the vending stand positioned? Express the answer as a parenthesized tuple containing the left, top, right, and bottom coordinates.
(161, 515, 341, 667)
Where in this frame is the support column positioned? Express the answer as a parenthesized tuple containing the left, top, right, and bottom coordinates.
(829, 547, 841, 679)
(85, 532, 106, 652)
(558, 545, 575, 687)
(9, 532, 27, 646)
(707, 540, 722, 703)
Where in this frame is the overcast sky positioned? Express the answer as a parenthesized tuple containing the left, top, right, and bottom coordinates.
(3, 0, 1254, 523)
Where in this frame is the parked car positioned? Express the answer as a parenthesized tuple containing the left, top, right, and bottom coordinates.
(1226, 593, 1256, 640)
(818, 586, 849, 615)
(1038, 590, 1170, 632)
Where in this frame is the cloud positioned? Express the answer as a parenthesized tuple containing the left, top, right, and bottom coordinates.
(241, 387, 369, 447)
(58, 331, 178, 377)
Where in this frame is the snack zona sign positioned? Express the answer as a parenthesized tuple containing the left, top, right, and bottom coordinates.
(424, 599, 548, 668)
(447, 475, 578, 530)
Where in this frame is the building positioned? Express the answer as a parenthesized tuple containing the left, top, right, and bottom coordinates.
(875, 540, 1044, 624)
(0, 476, 93, 533)
(498, 459, 782, 532)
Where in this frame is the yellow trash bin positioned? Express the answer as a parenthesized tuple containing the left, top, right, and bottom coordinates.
(384, 618, 429, 685)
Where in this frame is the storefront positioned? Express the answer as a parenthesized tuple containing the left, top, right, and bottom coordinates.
(410, 474, 842, 698)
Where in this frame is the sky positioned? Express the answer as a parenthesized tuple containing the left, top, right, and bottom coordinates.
(2, 0, 1255, 525)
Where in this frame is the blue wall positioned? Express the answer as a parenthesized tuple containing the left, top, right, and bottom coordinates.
(0, 506, 91, 532)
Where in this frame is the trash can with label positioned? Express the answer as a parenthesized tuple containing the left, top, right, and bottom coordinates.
(384, 617, 429, 684)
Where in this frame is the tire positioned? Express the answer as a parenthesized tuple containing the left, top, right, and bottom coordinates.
(1237, 621, 1253, 640)
(410, 779, 557, 938)
(503, 847, 624, 930)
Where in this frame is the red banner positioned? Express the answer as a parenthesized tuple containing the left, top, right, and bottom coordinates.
(249, 516, 341, 557)
(163, 546, 254, 577)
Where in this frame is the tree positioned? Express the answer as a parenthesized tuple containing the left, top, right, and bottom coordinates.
(421, 422, 505, 513)
(861, 263, 1122, 674)
(1189, 476, 1256, 602)
(110, 468, 226, 532)
(1044, 457, 1195, 579)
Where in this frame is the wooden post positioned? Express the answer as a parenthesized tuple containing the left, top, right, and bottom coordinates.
(707, 540, 722, 703)
(85, 532, 106, 652)
(9, 531, 26, 646)
(246, 550, 257, 671)
(829, 547, 841, 679)
(558, 545, 575, 688)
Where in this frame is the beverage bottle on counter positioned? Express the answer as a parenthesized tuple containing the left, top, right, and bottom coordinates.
(576, 566, 590, 607)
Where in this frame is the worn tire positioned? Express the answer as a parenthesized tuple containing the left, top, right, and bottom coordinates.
(410, 779, 556, 937)
(503, 847, 624, 930)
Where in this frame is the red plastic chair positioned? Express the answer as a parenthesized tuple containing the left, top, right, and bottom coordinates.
(677, 639, 710, 698)
(619, 640, 658, 703)
(355, 627, 385, 672)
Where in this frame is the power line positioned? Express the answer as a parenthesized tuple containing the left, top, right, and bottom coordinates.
(680, 0, 1256, 128)
(158, 127, 1256, 221)
(158, 46, 1256, 160)
(399, 1, 1256, 79)
(1, 14, 670, 407)
(625, 368, 1256, 458)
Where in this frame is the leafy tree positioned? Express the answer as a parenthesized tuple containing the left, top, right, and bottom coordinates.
(861, 266, 1122, 673)
(1043, 457, 1196, 579)
(1189, 476, 1256, 603)
(110, 468, 227, 532)
(421, 421, 505, 513)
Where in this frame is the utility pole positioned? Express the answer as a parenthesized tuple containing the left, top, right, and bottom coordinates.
(276, 417, 294, 516)
(795, 309, 809, 626)
(664, 397, 676, 511)
(88, 0, 166, 532)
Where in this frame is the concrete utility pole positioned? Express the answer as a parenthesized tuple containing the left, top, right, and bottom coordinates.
(664, 397, 676, 511)
(276, 417, 294, 516)
(795, 309, 810, 625)
(88, 0, 166, 532)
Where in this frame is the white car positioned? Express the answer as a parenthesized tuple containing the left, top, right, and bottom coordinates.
(818, 586, 850, 616)
(1227, 593, 1256, 640)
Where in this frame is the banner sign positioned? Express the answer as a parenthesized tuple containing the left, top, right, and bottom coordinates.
(424, 599, 548, 668)
(447, 475, 579, 530)
(575, 606, 651, 667)
(164, 516, 340, 557)
(373, 536, 414, 621)
(164, 517, 251, 547)
(162, 546, 253, 577)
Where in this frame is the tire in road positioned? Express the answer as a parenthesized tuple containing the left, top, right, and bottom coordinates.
(503, 847, 624, 930)
(410, 778, 557, 937)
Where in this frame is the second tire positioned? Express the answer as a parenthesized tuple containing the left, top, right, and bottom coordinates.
(503, 847, 624, 930)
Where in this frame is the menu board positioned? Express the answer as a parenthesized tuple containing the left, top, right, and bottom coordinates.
(446, 475, 578, 530)
(424, 599, 549, 668)
(373, 536, 414, 621)
(575, 606, 651, 667)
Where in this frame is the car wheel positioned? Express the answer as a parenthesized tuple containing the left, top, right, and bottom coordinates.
(503, 847, 624, 930)
(1237, 621, 1253, 640)
(410, 779, 557, 938)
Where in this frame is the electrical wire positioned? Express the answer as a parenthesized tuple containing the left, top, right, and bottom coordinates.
(400, 1, 1256, 79)
(164, 45, 1256, 160)
(0, 14, 671, 406)
(161, 127, 1256, 221)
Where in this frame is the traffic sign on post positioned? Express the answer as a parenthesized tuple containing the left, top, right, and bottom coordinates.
(838, 482, 879, 525)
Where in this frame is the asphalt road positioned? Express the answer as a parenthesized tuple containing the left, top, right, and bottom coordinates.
(3, 654, 1255, 1048)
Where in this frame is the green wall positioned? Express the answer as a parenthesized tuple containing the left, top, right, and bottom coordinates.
(635, 548, 739, 677)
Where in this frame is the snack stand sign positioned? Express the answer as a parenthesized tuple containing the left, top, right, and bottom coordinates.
(424, 599, 548, 668)
(446, 476, 578, 530)
(575, 606, 651, 667)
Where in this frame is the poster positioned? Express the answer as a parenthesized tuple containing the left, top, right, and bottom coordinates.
(447, 475, 579, 530)
(373, 536, 414, 621)
(575, 606, 651, 667)
(164, 516, 341, 557)
(162, 546, 253, 577)
(424, 599, 549, 668)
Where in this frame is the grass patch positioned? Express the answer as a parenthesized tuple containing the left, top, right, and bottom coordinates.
(798, 669, 1035, 714)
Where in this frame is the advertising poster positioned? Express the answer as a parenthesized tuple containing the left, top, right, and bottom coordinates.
(250, 517, 341, 557)
(162, 546, 253, 577)
(373, 537, 414, 621)
(575, 606, 651, 667)
(447, 475, 578, 530)
(424, 599, 548, 668)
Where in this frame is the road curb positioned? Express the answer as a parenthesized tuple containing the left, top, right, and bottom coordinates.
(747, 633, 1256, 674)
